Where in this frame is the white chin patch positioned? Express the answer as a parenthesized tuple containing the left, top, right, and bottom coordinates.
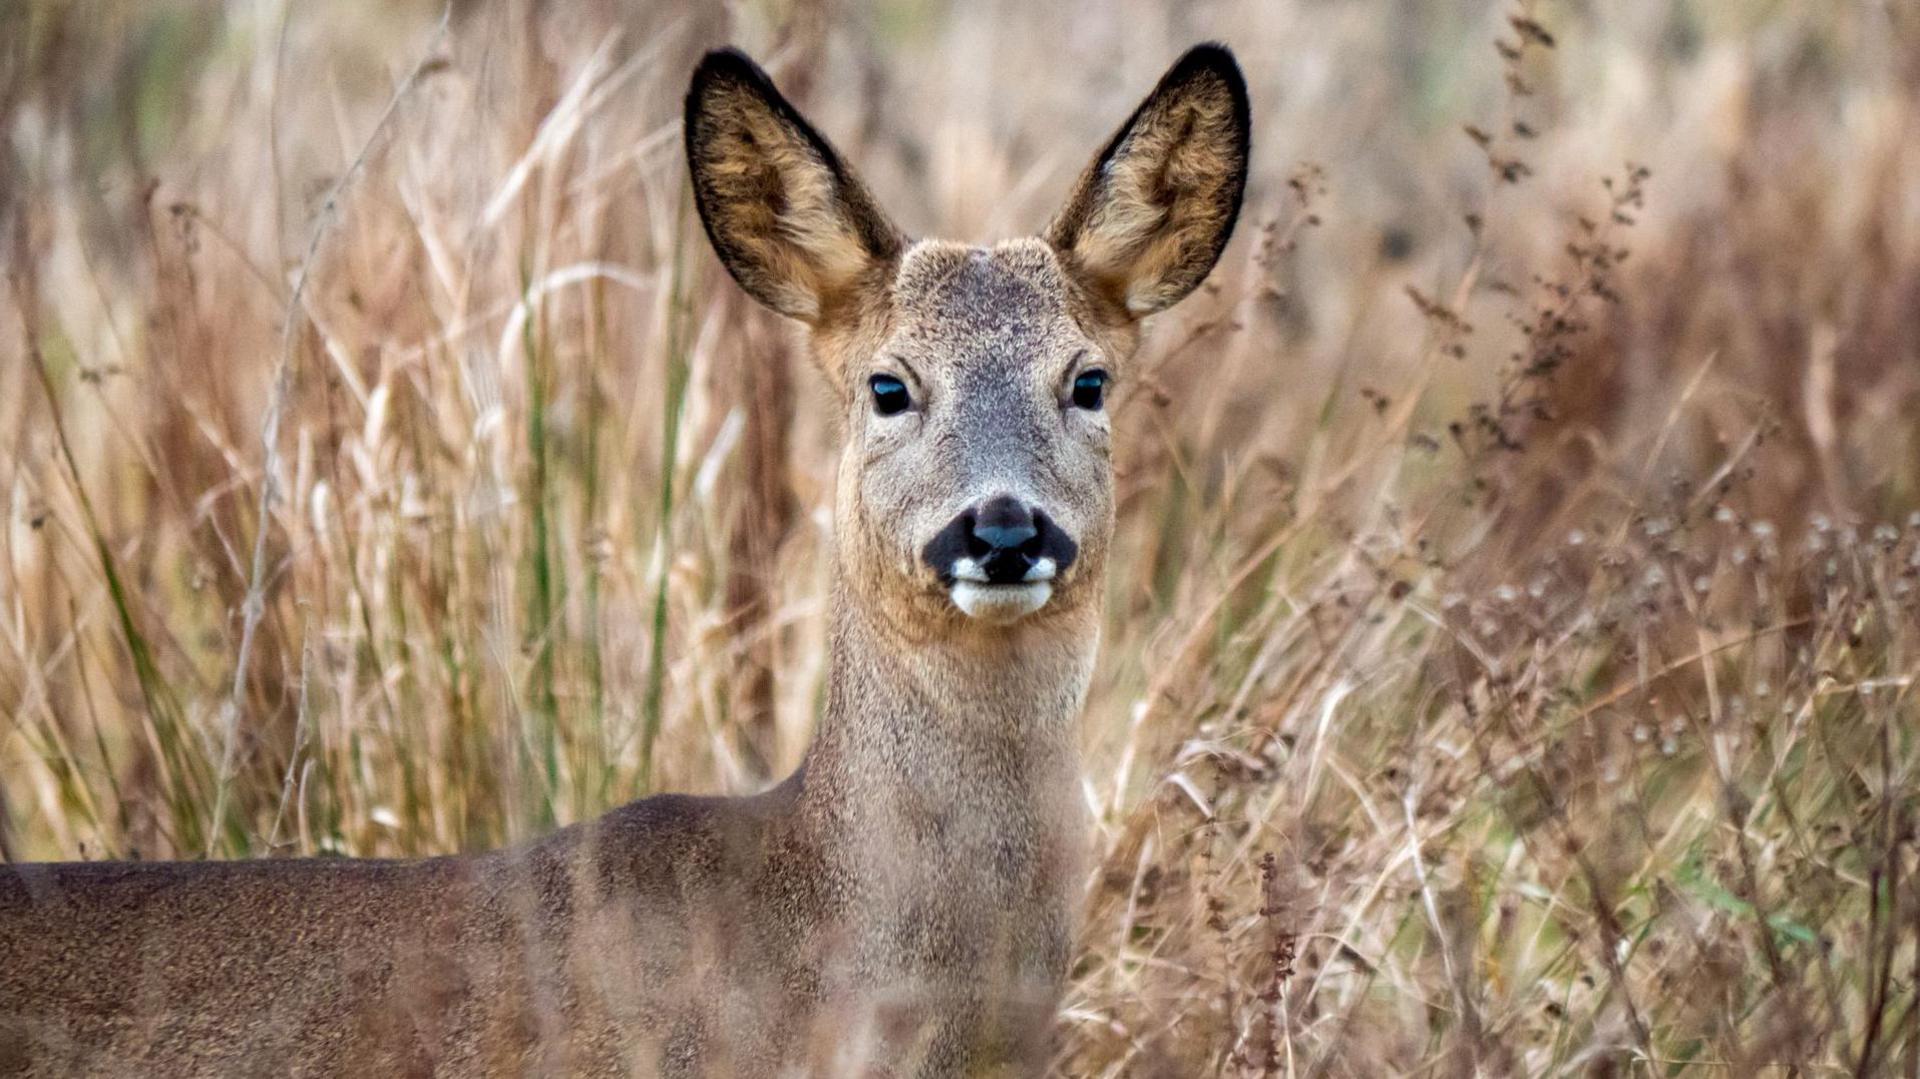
(950, 581, 1053, 624)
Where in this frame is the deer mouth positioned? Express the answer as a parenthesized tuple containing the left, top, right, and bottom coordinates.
(921, 496, 1078, 624)
(947, 557, 1056, 623)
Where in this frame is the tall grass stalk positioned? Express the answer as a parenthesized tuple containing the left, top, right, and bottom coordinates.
(640, 184, 693, 788)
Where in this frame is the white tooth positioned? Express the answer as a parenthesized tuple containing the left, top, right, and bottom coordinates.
(951, 582, 1052, 624)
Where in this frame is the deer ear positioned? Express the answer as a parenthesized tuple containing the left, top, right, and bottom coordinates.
(685, 49, 903, 322)
(1046, 44, 1251, 318)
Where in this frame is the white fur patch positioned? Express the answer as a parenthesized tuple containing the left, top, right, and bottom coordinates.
(952, 555, 1056, 585)
(951, 582, 1053, 624)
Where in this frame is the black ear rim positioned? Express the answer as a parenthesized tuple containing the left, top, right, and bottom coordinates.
(1091, 42, 1252, 203)
(685, 46, 851, 197)
(682, 48, 900, 294)
(1072, 42, 1253, 293)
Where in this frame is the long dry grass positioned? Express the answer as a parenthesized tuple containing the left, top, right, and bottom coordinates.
(3, 0, 1918, 1073)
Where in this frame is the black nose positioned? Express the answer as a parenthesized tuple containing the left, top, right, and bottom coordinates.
(921, 495, 1080, 586)
(969, 496, 1038, 558)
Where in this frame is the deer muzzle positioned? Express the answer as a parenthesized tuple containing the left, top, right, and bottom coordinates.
(922, 494, 1079, 624)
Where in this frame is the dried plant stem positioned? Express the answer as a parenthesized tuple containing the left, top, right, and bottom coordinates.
(210, 6, 453, 855)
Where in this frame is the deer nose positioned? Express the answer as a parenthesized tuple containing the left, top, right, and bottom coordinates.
(921, 494, 1079, 589)
(967, 496, 1038, 558)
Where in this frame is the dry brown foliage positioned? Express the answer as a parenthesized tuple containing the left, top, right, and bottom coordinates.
(3, 1, 1917, 1073)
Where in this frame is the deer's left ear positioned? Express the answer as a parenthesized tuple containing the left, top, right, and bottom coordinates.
(1046, 44, 1251, 318)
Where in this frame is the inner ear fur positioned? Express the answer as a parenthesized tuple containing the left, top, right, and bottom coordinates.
(684, 48, 903, 322)
(1046, 44, 1251, 318)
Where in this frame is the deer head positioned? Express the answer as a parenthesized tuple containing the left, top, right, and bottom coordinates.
(685, 45, 1249, 635)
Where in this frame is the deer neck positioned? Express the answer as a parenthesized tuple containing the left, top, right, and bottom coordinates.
(798, 585, 1095, 893)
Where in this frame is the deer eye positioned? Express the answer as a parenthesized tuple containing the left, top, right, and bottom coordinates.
(869, 373, 912, 416)
(1070, 369, 1109, 411)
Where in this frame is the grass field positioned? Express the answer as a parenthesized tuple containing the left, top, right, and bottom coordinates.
(4, 0, 1919, 1073)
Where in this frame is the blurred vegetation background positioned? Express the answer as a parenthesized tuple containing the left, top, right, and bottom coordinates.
(3, 0, 1918, 1072)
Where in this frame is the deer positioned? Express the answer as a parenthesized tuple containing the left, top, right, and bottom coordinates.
(0, 43, 1249, 1077)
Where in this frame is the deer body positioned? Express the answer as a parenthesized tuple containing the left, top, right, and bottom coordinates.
(3, 601, 1086, 1075)
(0, 44, 1248, 1078)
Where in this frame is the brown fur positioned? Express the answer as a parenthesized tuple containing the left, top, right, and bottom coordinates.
(1047, 45, 1251, 317)
(0, 45, 1249, 1077)
(684, 50, 903, 323)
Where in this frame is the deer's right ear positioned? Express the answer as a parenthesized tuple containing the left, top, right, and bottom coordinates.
(685, 49, 903, 322)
